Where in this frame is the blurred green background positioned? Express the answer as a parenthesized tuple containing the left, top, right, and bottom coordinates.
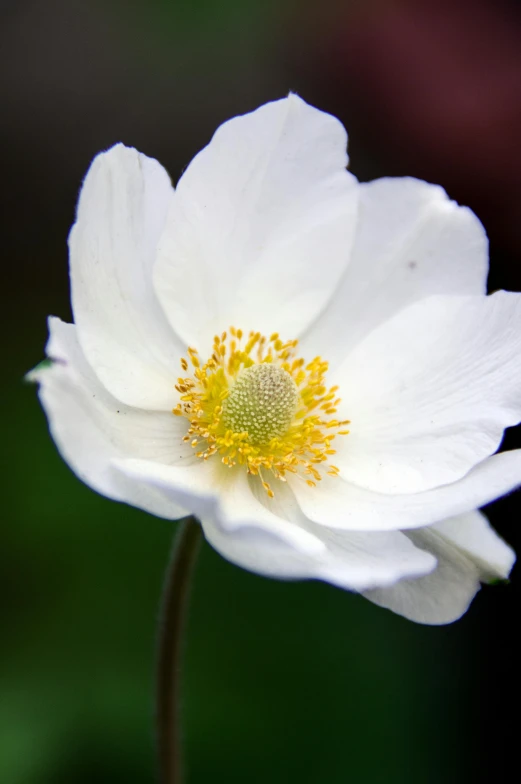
(2, 1, 520, 782)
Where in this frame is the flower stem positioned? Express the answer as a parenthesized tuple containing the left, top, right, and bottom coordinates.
(156, 515, 203, 784)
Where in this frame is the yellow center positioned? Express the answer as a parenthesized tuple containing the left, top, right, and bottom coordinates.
(173, 328, 350, 497)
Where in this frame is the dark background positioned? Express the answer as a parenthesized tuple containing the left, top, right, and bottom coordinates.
(2, 1, 520, 782)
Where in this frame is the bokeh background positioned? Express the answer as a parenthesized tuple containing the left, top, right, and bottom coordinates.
(2, 0, 521, 782)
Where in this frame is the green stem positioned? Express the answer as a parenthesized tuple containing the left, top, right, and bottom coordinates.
(156, 516, 203, 784)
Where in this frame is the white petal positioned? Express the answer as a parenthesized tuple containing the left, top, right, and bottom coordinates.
(292, 449, 521, 531)
(301, 177, 488, 367)
(332, 291, 521, 493)
(429, 511, 515, 581)
(112, 458, 324, 555)
(30, 317, 190, 519)
(153, 95, 358, 351)
(202, 517, 435, 591)
(364, 511, 515, 624)
(110, 463, 436, 590)
(69, 144, 183, 409)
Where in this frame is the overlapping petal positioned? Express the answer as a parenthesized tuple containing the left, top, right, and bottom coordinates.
(30, 317, 191, 519)
(110, 464, 437, 591)
(112, 459, 326, 556)
(291, 449, 521, 531)
(300, 176, 488, 368)
(364, 511, 515, 624)
(153, 94, 359, 352)
(69, 144, 182, 409)
(331, 291, 521, 494)
(429, 512, 515, 580)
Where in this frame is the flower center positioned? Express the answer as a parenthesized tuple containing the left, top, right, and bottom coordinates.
(221, 364, 299, 444)
(173, 328, 349, 496)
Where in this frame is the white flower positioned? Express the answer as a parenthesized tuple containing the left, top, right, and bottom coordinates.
(30, 95, 519, 624)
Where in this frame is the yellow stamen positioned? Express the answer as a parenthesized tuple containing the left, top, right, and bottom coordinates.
(173, 328, 349, 495)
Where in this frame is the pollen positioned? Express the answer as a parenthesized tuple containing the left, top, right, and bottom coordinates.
(173, 328, 350, 494)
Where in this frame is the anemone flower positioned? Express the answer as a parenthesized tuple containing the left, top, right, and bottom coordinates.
(31, 95, 518, 629)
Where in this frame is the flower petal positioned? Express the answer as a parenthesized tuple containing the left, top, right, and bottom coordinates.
(291, 449, 521, 531)
(363, 511, 515, 624)
(429, 512, 515, 581)
(110, 464, 436, 590)
(153, 94, 358, 351)
(112, 459, 325, 556)
(69, 144, 183, 409)
(202, 518, 436, 591)
(204, 479, 436, 590)
(332, 291, 521, 493)
(29, 317, 190, 519)
(301, 177, 488, 368)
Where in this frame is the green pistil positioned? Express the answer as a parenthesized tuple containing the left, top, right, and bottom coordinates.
(222, 364, 299, 445)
